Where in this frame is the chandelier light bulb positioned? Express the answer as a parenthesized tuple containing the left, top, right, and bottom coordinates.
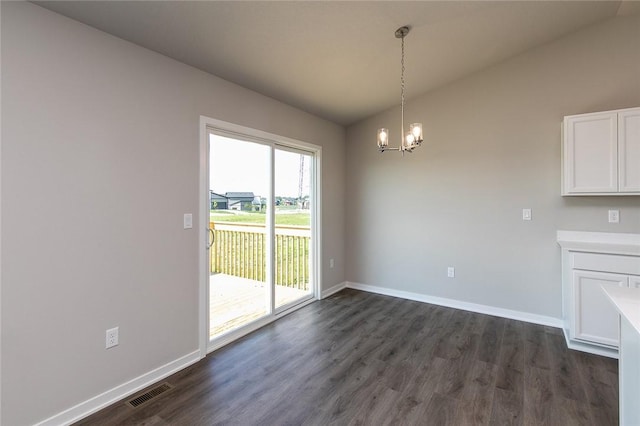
(410, 123, 423, 142)
(377, 128, 389, 148)
(406, 132, 415, 146)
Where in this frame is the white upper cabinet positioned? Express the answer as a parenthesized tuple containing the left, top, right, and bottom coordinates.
(619, 109, 640, 192)
(563, 107, 640, 196)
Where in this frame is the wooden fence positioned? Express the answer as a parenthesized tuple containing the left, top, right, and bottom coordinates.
(209, 222, 310, 290)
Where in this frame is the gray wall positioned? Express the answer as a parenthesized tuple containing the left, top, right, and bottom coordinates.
(0, 2, 345, 425)
(346, 14, 640, 318)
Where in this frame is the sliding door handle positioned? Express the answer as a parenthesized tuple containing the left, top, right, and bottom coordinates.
(207, 228, 215, 249)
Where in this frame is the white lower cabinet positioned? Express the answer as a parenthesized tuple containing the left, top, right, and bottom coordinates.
(558, 231, 640, 358)
(572, 270, 627, 347)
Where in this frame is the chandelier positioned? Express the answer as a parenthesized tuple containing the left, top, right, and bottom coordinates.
(377, 26, 423, 154)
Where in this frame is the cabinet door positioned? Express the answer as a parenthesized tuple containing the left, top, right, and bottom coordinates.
(572, 270, 627, 347)
(564, 112, 618, 194)
(618, 108, 640, 193)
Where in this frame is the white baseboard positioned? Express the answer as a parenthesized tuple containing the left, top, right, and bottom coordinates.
(35, 350, 202, 426)
(565, 337, 618, 359)
(321, 281, 347, 299)
(561, 327, 618, 359)
(346, 281, 563, 329)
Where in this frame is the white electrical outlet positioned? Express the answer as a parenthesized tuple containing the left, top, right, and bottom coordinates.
(329, 258, 335, 269)
(447, 267, 455, 278)
(106, 327, 119, 349)
(608, 210, 619, 223)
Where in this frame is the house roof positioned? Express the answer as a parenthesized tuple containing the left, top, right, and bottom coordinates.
(34, 1, 640, 125)
(210, 192, 227, 201)
(225, 192, 255, 199)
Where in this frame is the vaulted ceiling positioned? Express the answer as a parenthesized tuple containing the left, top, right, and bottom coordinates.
(34, 1, 638, 125)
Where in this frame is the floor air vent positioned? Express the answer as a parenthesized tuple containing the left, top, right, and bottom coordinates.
(126, 382, 173, 408)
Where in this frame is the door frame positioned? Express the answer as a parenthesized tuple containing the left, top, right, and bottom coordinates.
(198, 116, 322, 356)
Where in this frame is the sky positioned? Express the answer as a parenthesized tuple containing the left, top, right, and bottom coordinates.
(209, 134, 310, 198)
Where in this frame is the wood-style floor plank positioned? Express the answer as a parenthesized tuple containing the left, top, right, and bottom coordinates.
(546, 332, 588, 403)
(456, 359, 498, 425)
(573, 350, 619, 426)
(75, 289, 618, 426)
(523, 366, 554, 425)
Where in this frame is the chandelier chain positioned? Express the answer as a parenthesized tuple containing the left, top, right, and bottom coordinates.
(400, 33, 405, 143)
(401, 34, 405, 108)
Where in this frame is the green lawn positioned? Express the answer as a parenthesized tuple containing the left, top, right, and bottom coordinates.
(210, 210, 310, 227)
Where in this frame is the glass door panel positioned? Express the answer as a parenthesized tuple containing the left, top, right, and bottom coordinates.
(274, 148, 313, 309)
(209, 133, 270, 339)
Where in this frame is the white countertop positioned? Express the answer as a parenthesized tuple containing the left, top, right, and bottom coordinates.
(602, 286, 640, 336)
(557, 230, 640, 256)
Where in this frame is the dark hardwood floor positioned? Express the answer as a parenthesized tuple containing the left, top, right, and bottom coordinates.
(76, 289, 618, 425)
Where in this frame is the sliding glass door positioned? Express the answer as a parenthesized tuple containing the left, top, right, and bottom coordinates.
(206, 129, 316, 345)
(208, 134, 271, 338)
(274, 148, 314, 310)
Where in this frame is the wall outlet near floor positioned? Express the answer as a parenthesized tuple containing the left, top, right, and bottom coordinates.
(329, 258, 335, 269)
(106, 327, 119, 349)
(608, 210, 619, 223)
(447, 267, 455, 278)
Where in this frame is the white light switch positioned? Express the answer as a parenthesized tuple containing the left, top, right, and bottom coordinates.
(608, 210, 619, 223)
(522, 209, 532, 221)
(183, 213, 193, 229)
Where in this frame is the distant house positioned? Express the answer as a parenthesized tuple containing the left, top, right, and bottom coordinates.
(210, 191, 228, 210)
(225, 192, 255, 211)
(210, 191, 261, 211)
